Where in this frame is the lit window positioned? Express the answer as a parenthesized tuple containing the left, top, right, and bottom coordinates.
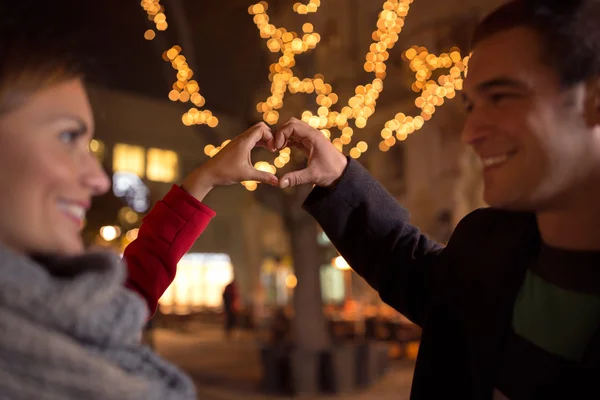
(113, 144, 145, 178)
(146, 148, 179, 183)
(159, 253, 234, 314)
(320, 264, 345, 304)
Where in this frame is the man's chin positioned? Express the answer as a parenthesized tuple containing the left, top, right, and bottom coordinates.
(484, 191, 537, 212)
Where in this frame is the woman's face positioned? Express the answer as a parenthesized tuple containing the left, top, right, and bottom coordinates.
(0, 78, 110, 256)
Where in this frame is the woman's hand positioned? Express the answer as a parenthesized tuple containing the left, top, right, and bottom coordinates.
(181, 122, 279, 201)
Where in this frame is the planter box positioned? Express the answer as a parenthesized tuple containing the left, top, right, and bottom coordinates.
(260, 344, 293, 394)
(356, 341, 390, 388)
(321, 344, 356, 394)
(289, 347, 321, 395)
(261, 342, 386, 395)
(260, 345, 320, 396)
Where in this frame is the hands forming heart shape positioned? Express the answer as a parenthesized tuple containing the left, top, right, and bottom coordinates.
(182, 118, 348, 200)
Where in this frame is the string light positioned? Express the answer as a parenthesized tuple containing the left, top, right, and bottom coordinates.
(163, 46, 219, 127)
(156, 0, 469, 191)
(144, 29, 156, 41)
(293, 0, 321, 14)
(141, 0, 167, 33)
(375, 46, 469, 151)
(140, 0, 219, 128)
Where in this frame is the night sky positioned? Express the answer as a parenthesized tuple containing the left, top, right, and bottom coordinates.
(5, 0, 273, 119)
(84, 0, 271, 119)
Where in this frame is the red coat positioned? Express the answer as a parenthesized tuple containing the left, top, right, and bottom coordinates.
(123, 184, 216, 315)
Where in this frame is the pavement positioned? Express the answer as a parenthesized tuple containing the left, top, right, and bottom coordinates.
(153, 322, 415, 399)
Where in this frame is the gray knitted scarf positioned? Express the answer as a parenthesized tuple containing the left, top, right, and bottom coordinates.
(0, 245, 196, 400)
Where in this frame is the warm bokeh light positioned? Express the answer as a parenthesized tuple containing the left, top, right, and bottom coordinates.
(126, 228, 140, 242)
(241, 181, 259, 192)
(146, 0, 469, 191)
(89, 139, 99, 152)
(119, 207, 140, 225)
(293, 0, 321, 14)
(285, 274, 298, 289)
(164, 45, 219, 127)
(333, 256, 351, 271)
(100, 226, 121, 242)
(141, 0, 166, 32)
(140, 1, 219, 128)
(144, 29, 156, 40)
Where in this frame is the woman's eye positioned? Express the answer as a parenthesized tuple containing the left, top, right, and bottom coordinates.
(59, 130, 83, 144)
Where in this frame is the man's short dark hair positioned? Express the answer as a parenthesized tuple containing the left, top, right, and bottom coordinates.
(472, 0, 600, 87)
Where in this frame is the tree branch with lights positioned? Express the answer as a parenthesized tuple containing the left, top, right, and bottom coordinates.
(140, 0, 470, 192)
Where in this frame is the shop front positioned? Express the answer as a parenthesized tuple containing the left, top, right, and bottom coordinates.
(158, 253, 234, 315)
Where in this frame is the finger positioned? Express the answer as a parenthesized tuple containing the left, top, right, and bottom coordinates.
(255, 140, 273, 151)
(280, 166, 315, 189)
(275, 118, 318, 150)
(274, 118, 303, 149)
(244, 122, 270, 139)
(247, 170, 279, 187)
(274, 122, 292, 150)
(288, 141, 310, 157)
(244, 123, 275, 152)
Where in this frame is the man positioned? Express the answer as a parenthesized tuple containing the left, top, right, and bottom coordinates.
(272, 0, 600, 398)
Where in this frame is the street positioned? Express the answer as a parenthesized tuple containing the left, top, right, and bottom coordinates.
(154, 323, 415, 399)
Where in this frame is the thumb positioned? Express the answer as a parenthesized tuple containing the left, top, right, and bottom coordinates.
(280, 167, 314, 189)
(248, 170, 279, 187)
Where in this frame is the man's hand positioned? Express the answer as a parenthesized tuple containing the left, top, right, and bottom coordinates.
(274, 118, 348, 188)
(181, 122, 279, 201)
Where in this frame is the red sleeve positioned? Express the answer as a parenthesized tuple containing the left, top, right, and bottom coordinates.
(123, 184, 216, 316)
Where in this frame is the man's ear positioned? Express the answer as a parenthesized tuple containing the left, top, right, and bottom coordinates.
(584, 75, 600, 127)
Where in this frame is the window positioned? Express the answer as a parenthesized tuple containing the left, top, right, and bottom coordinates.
(146, 148, 179, 183)
(113, 143, 145, 178)
(112, 144, 179, 183)
(159, 253, 234, 314)
(320, 264, 345, 304)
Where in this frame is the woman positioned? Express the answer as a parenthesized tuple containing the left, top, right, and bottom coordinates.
(0, 7, 278, 400)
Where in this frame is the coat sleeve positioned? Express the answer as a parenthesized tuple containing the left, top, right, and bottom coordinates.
(123, 184, 216, 316)
(303, 159, 444, 326)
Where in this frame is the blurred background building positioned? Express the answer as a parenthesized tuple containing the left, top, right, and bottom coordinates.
(76, 0, 505, 319)
(57, 0, 507, 394)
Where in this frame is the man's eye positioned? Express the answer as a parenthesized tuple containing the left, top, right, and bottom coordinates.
(490, 93, 517, 104)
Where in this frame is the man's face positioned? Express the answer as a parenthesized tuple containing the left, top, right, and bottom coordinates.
(462, 26, 599, 211)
